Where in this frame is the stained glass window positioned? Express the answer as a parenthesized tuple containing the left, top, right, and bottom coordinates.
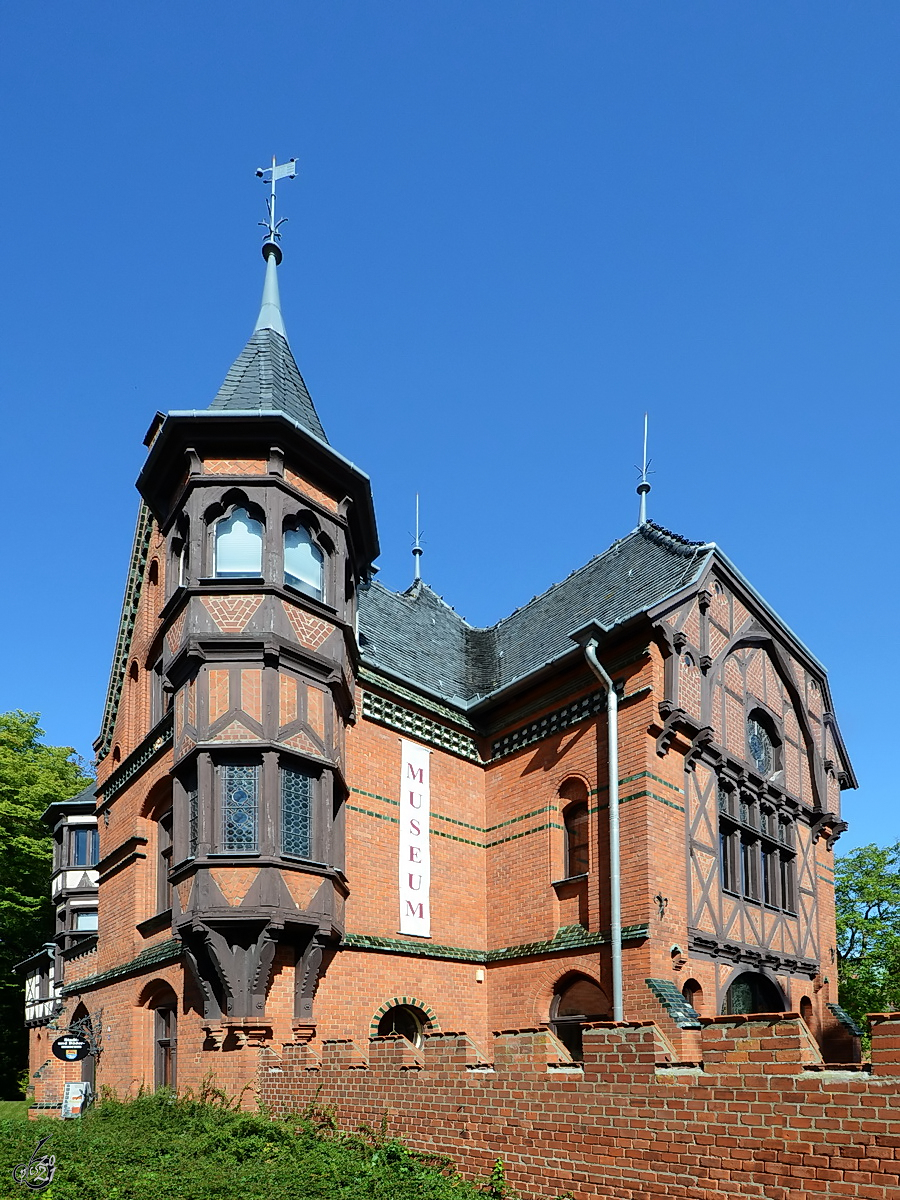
(284, 527, 324, 599)
(221, 764, 258, 852)
(747, 717, 774, 776)
(281, 765, 312, 858)
(215, 509, 263, 578)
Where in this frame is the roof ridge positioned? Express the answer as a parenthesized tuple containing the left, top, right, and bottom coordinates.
(639, 519, 713, 555)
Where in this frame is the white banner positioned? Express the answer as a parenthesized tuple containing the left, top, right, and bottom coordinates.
(398, 739, 431, 937)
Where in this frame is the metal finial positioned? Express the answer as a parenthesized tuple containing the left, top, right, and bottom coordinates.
(412, 493, 424, 582)
(255, 155, 298, 263)
(636, 412, 652, 525)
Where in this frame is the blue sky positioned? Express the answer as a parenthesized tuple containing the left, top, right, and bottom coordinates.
(0, 3, 897, 850)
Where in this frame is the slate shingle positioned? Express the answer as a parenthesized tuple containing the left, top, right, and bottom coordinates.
(208, 327, 328, 442)
(358, 522, 713, 706)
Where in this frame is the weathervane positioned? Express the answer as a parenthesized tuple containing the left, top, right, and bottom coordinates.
(636, 412, 652, 525)
(412, 494, 424, 582)
(255, 155, 298, 262)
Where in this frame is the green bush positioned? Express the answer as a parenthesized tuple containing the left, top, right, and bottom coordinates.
(0, 1089, 497, 1200)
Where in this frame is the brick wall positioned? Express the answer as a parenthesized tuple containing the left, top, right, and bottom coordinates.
(259, 1013, 900, 1200)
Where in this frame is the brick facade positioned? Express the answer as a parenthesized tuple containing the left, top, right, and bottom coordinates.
(22, 244, 860, 1196)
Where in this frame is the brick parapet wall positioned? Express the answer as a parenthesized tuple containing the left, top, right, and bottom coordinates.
(258, 1014, 900, 1199)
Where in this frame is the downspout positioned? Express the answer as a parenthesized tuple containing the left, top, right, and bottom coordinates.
(583, 639, 623, 1022)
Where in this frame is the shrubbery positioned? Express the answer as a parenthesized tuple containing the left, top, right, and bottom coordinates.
(0, 1087, 494, 1200)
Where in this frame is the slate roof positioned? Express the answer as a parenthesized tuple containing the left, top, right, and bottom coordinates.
(358, 521, 713, 707)
(208, 327, 328, 442)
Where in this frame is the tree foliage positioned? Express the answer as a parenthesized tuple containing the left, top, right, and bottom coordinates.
(0, 711, 92, 1097)
(835, 841, 900, 1028)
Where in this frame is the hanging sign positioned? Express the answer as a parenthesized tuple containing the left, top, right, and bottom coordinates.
(62, 1081, 92, 1119)
(51, 1033, 91, 1062)
(398, 739, 431, 937)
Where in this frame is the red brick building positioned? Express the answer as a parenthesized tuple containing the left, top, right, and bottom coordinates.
(21, 227, 858, 1114)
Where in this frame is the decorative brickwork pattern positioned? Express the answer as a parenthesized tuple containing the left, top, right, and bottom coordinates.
(213, 719, 260, 743)
(280, 601, 332, 651)
(202, 595, 263, 634)
(166, 607, 187, 654)
(362, 692, 481, 762)
(307, 686, 325, 740)
(279, 674, 298, 726)
(283, 730, 320, 756)
(284, 467, 339, 512)
(209, 669, 230, 723)
(241, 669, 262, 724)
(203, 458, 267, 475)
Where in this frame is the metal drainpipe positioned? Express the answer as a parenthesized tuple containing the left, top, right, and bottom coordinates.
(583, 639, 623, 1022)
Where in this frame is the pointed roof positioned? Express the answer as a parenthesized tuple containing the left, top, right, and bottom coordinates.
(208, 249, 328, 442)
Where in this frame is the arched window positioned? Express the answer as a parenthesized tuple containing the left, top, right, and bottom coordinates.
(149, 986, 178, 1089)
(721, 971, 784, 1015)
(564, 802, 589, 877)
(214, 508, 263, 578)
(550, 975, 609, 1061)
(284, 525, 324, 600)
(682, 979, 704, 1015)
(377, 1004, 428, 1048)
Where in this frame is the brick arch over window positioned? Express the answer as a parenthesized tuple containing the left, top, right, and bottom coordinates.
(140, 775, 174, 821)
(718, 965, 786, 1016)
(528, 963, 606, 1028)
(369, 997, 440, 1038)
(135, 977, 179, 1010)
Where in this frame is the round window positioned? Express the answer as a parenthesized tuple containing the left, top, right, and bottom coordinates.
(377, 1005, 425, 1047)
(747, 717, 774, 776)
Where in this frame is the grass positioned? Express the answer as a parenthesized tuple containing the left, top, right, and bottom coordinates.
(0, 1087, 510, 1200)
(0, 1102, 28, 1120)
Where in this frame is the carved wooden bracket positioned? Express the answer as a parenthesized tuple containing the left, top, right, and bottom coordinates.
(684, 726, 716, 771)
(656, 707, 686, 757)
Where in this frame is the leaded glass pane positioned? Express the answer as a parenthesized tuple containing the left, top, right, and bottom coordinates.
(281, 766, 312, 858)
(222, 764, 258, 852)
(747, 718, 774, 776)
(188, 788, 198, 856)
(284, 528, 324, 599)
(215, 509, 263, 577)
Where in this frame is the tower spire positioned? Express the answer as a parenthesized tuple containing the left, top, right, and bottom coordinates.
(636, 412, 651, 525)
(252, 156, 297, 340)
(412, 493, 424, 582)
